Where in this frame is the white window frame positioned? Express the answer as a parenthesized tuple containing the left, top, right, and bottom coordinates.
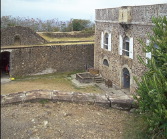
(122, 36, 130, 56)
(101, 31, 112, 51)
(101, 32, 104, 48)
(146, 39, 151, 63)
(119, 35, 133, 59)
(104, 33, 109, 50)
(119, 35, 123, 55)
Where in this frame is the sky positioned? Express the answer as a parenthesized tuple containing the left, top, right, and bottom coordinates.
(1, 0, 167, 21)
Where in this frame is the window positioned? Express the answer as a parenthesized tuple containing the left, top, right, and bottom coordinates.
(101, 31, 112, 51)
(146, 39, 151, 63)
(103, 59, 109, 67)
(104, 33, 109, 49)
(123, 36, 130, 56)
(119, 35, 133, 59)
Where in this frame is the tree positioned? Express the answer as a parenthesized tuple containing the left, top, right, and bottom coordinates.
(135, 16, 167, 138)
(71, 19, 91, 31)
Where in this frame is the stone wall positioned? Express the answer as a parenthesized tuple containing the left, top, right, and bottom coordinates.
(42, 32, 94, 38)
(94, 4, 167, 94)
(1, 26, 46, 46)
(95, 4, 167, 23)
(5, 44, 94, 77)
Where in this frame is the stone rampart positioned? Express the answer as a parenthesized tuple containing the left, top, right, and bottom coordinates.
(96, 4, 167, 23)
(5, 44, 94, 77)
(1, 26, 46, 46)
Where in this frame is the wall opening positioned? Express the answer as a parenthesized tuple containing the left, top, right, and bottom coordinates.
(123, 36, 129, 56)
(14, 35, 21, 45)
(122, 68, 130, 88)
(0, 51, 10, 77)
(104, 33, 108, 49)
(103, 59, 109, 67)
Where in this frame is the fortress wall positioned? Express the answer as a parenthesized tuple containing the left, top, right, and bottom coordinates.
(6, 44, 94, 77)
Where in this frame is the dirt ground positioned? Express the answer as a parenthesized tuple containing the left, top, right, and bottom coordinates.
(1, 101, 133, 139)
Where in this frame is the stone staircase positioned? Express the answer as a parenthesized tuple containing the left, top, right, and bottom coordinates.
(94, 76, 104, 83)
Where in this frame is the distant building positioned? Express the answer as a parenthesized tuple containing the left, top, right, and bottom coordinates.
(94, 4, 167, 94)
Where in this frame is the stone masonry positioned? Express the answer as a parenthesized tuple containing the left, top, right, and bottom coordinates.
(94, 4, 167, 94)
(1, 26, 46, 46)
(3, 44, 94, 77)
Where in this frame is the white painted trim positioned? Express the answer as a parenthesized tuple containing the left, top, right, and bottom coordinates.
(101, 32, 104, 48)
(119, 35, 123, 55)
(108, 33, 112, 51)
(1, 49, 13, 52)
(146, 39, 151, 63)
(129, 37, 133, 59)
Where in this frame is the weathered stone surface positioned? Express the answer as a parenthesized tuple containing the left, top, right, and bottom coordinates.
(1, 90, 135, 110)
(34, 90, 52, 99)
(1, 26, 46, 46)
(25, 91, 37, 101)
(5, 44, 94, 77)
(72, 92, 95, 103)
(2, 92, 26, 104)
(94, 94, 110, 107)
(52, 91, 74, 102)
(109, 98, 134, 110)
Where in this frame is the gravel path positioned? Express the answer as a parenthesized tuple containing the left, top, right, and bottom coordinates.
(1, 102, 132, 139)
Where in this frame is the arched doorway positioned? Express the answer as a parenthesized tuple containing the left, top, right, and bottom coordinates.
(122, 68, 130, 88)
(14, 35, 21, 45)
(0, 51, 10, 76)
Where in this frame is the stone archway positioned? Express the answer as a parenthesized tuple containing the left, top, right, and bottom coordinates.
(0, 51, 10, 76)
(122, 68, 130, 88)
(14, 35, 21, 45)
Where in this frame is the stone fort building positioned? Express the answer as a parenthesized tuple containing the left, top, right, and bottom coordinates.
(94, 4, 167, 93)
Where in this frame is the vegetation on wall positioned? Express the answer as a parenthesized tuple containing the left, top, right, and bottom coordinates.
(1, 16, 95, 33)
(134, 16, 167, 138)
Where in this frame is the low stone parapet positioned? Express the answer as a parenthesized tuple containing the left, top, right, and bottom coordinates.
(1, 90, 137, 110)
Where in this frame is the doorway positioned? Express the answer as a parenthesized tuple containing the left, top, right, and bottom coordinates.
(122, 68, 130, 88)
(0, 51, 10, 77)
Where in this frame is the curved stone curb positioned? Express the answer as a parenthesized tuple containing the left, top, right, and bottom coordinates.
(1, 90, 137, 110)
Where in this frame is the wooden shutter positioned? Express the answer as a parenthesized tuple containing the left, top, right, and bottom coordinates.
(119, 35, 123, 55)
(108, 33, 111, 51)
(129, 37, 133, 59)
(101, 32, 104, 48)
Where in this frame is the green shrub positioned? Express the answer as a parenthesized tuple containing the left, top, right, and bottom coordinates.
(134, 16, 167, 138)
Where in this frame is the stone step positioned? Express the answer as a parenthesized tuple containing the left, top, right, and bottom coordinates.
(95, 79, 104, 83)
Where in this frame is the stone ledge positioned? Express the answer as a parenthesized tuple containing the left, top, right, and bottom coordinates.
(1, 90, 137, 110)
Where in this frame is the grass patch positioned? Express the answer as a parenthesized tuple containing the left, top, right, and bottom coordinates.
(123, 113, 150, 139)
(37, 32, 94, 42)
(39, 99, 49, 106)
(2, 71, 103, 95)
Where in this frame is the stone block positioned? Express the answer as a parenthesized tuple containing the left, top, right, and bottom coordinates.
(94, 94, 110, 107)
(72, 92, 95, 103)
(25, 91, 37, 101)
(109, 98, 133, 110)
(2, 92, 26, 104)
(52, 91, 73, 102)
(35, 90, 52, 99)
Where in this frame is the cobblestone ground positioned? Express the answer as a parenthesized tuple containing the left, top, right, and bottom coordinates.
(1, 102, 133, 139)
